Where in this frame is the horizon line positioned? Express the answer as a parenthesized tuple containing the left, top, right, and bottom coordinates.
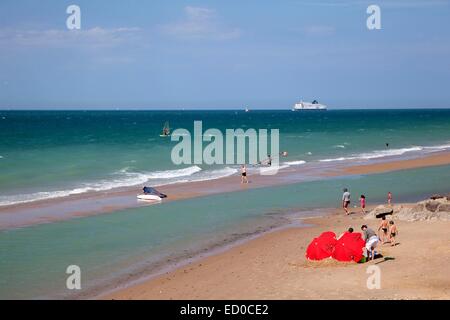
(1, 106, 450, 111)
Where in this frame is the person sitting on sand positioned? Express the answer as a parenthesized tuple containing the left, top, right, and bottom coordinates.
(360, 195, 366, 214)
(389, 221, 398, 247)
(241, 164, 248, 184)
(342, 188, 351, 215)
(378, 216, 389, 244)
(361, 225, 379, 260)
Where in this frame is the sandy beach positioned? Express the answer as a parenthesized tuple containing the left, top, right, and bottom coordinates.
(1, 151, 450, 230)
(103, 209, 450, 300)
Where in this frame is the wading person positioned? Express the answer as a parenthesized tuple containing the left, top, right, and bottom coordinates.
(241, 165, 248, 184)
(342, 188, 351, 215)
(387, 191, 392, 206)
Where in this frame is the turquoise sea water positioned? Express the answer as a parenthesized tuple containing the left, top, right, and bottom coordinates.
(0, 109, 449, 205)
(0, 109, 450, 299)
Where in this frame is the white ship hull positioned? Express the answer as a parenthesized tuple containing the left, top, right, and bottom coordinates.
(292, 101, 327, 111)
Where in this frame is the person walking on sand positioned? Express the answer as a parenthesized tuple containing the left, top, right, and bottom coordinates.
(342, 188, 351, 215)
(378, 216, 389, 244)
(389, 221, 398, 246)
(361, 225, 379, 260)
(360, 194, 366, 214)
(387, 191, 392, 206)
(241, 165, 248, 184)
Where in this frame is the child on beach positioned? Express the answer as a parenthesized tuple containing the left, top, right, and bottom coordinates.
(360, 195, 366, 214)
(241, 165, 248, 184)
(389, 221, 398, 246)
(378, 216, 389, 244)
(388, 191, 392, 206)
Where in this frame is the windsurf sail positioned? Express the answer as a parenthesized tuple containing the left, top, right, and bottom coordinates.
(162, 122, 170, 136)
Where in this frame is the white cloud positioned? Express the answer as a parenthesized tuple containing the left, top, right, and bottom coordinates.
(0, 27, 142, 49)
(298, 0, 449, 8)
(159, 6, 241, 41)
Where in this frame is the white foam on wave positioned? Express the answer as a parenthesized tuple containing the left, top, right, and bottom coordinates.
(423, 143, 450, 153)
(188, 167, 238, 183)
(0, 165, 240, 207)
(283, 160, 306, 166)
(138, 166, 202, 180)
(0, 165, 203, 206)
(319, 146, 424, 162)
(258, 164, 290, 175)
(318, 144, 450, 163)
(333, 145, 346, 149)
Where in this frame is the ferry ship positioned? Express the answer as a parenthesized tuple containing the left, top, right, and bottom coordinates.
(292, 100, 327, 111)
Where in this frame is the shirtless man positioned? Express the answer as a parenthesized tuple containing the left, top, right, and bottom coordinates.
(378, 216, 389, 244)
(389, 221, 398, 246)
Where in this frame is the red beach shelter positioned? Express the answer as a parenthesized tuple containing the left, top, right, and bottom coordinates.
(305, 231, 337, 261)
(332, 232, 365, 262)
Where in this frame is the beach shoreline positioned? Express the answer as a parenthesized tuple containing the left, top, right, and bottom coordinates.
(102, 205, 450, 300)
(1, 151, 450, 230)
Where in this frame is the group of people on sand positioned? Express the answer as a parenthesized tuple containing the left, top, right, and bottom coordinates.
(340, 222, 398, 261)
(342, 188, 393, 215)
(341, 188, 398, 260)
(378, 216, 398, 246)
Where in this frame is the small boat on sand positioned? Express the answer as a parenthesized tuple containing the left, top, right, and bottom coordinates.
(137, 186, 168, 201)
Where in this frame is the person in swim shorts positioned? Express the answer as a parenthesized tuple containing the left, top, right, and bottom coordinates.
(378, 216, 389, 244)
(241, 164, 248, 184)
(389, 220, 398, 247)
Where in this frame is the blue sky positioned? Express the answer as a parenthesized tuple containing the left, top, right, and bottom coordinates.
(0, 0, 449, 109)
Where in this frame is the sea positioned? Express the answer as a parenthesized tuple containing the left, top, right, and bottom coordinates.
(0, 109, 449, 298)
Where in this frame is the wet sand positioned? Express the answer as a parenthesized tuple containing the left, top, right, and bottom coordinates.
(1, 151, 450, 230)
(103, 209, 450, 300)
(340, 152, 450, 176)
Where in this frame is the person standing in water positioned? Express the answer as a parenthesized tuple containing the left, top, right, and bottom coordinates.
(342, 188, 351, 215)
(267, 155, 272, 166)
(241, 165, 248, 184)
(388, 191, 392, 206)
